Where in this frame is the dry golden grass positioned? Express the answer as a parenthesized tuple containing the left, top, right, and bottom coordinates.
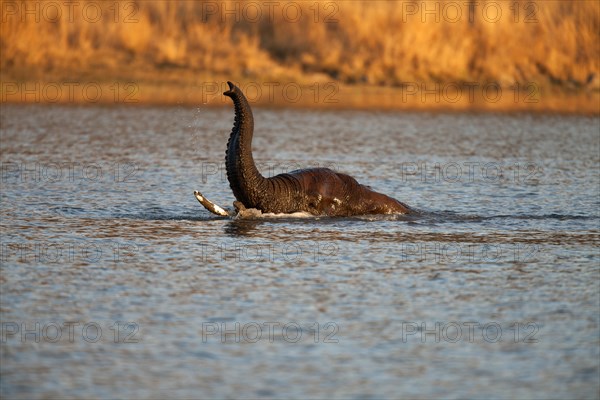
(1, 0, 599, 111)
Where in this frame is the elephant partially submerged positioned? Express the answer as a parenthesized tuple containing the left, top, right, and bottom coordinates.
(195, 81, 411, 217)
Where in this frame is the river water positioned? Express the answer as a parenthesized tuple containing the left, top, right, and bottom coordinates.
(1, 104, 598, 399)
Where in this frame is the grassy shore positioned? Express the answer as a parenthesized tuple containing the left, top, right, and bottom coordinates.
(2, 74, 598, 114)
(1, 0, 598, 112)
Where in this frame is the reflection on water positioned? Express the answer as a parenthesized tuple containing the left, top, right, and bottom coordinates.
(1, 105, 599, 399)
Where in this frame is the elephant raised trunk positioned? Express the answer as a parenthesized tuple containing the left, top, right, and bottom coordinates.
(223, 81, 269, 208)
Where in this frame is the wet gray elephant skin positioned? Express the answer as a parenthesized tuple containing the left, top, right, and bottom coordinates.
(206, 81, 411, 217)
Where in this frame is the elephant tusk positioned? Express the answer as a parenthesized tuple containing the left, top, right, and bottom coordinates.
(194, 190, 231, 217)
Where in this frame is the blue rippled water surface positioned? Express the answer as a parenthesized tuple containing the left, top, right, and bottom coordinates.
(1, 105, 599, 399)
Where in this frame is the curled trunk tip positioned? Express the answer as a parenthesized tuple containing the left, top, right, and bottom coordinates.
(223, 81, 236, 97)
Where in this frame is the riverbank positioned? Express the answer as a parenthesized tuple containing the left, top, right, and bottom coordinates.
(1, 76, 598, 114)
(1, 1, 598, 113)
